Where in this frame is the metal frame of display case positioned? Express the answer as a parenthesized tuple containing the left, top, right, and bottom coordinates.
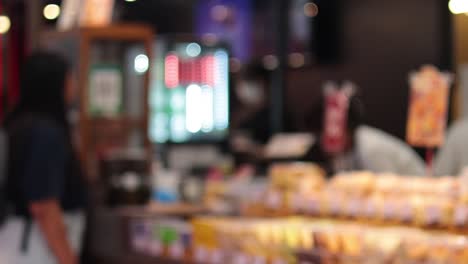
(39, 24, 154, 182)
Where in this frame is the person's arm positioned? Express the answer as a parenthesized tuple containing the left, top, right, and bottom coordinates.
(29, 200, 77, 264)
(22, 124, 78, 264)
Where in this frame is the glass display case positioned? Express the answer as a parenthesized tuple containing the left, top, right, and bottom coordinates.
(39, 24, 154, 181)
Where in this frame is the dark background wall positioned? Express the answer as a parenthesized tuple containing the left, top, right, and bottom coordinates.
(286, 0, 452, 139)
(119, 0, 453, 140)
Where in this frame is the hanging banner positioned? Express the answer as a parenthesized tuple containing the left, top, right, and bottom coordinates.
(80, 0, 114, 27)
(321, 81, 355, 155)
(58, 0, 82, 31)
(406, 65, 453, 148)
(89, 65, 122, 117)
(59, 0, 114, 30)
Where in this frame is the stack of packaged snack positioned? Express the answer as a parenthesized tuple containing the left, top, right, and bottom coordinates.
(245, 168, 468, 229)
(127, 167, 468, 263)
(191, 217, 314, 264)
(243, 162, 325, 216)
(190, 217, 468, 264)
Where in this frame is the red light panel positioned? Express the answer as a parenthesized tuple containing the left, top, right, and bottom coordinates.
(165, 54, 179, 88)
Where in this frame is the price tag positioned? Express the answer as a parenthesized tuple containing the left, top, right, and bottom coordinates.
(289, 193, 303, 212)
(266, 191, 282, 210)
(148, 240, 162, 256)
(399, 204, 414, 222)
(169, 242, 184, 259)
(131, 237, 147, 252)
(425, 205, 442, 225)
(383, 202, 397, 220)
(253, 256, 266, 264)
(305, 198, 320, 215)
(210, 249, 223, 264)
(329, 198, 342, 215)
(195, 247, 209, 263)
(272, 258, 287, 264)
(454, 205, 468, 226)
(365, 201, 377, 218)
(233, 253, 250, 264)
(130, 221, 149, 252)
(346, 199, 361, 217)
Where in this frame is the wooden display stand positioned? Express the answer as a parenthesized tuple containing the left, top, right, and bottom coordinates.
(39, 24, 154, 182)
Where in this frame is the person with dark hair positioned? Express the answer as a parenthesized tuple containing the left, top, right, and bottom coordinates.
(305, 94, 425, 176)
(0, 51, 86, 264)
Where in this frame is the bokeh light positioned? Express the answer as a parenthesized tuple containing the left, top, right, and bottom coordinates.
(43, 4, 61, 20)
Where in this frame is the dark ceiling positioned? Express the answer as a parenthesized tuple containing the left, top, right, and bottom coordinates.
(117, 0, 273, 34)
(118, 0, 196, 34)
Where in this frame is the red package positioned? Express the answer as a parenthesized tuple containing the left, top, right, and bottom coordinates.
(321, 82, 354, 154)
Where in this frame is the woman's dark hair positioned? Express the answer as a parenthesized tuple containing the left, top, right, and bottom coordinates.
(6, 51, 70, 128)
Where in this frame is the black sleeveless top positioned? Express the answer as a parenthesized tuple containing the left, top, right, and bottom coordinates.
(6, 115, 86, 217)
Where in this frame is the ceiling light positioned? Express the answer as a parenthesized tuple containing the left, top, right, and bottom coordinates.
(0, 15, 11, 34)
(262, 55, 279, 70)
(43, 4, 61, 20)
(186, 43, 202, 57)
(304, 2, 319, 17)
(449, 0, 468, 14)
(134, 54, 149, 74)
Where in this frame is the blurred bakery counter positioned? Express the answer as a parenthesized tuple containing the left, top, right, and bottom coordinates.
(189, 217, 468, 264)
(243, 169, 468, 231)
(86, 203, 206, 264)
(83, 164, 468, 264)
(93, 254, 184, 264)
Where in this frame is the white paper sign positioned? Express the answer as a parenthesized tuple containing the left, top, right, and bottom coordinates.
(264, 133, 315, 159)
(89, 66, 122, 116)
(58, 0, 82, 31)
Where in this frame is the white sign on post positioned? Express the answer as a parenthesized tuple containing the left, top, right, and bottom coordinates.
(58, 0, 82, 31)
(89, 66, 122, 117)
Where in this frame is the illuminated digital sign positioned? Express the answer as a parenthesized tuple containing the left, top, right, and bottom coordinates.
(150, 41, 229, 143)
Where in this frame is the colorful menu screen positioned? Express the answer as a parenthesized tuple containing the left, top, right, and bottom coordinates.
(150, 41, 229, 143)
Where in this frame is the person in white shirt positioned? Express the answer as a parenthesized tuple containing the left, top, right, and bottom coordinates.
(353, 125, 426, 175)
(306, 95, 426, 176)
(433, 120, 468, 176)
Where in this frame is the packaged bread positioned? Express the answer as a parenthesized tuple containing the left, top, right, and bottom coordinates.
(329, 171, 375, 196)
(340, 228, 363, 257)
(313, 228, 342, 254)
(420, 198, 454, 227)
(453, 203, 468, 227)
(269, 162, 325, 191)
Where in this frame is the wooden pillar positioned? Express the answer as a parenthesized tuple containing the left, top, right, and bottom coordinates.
(26, 0, 42, 51)
(270, 0, 290, 134)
